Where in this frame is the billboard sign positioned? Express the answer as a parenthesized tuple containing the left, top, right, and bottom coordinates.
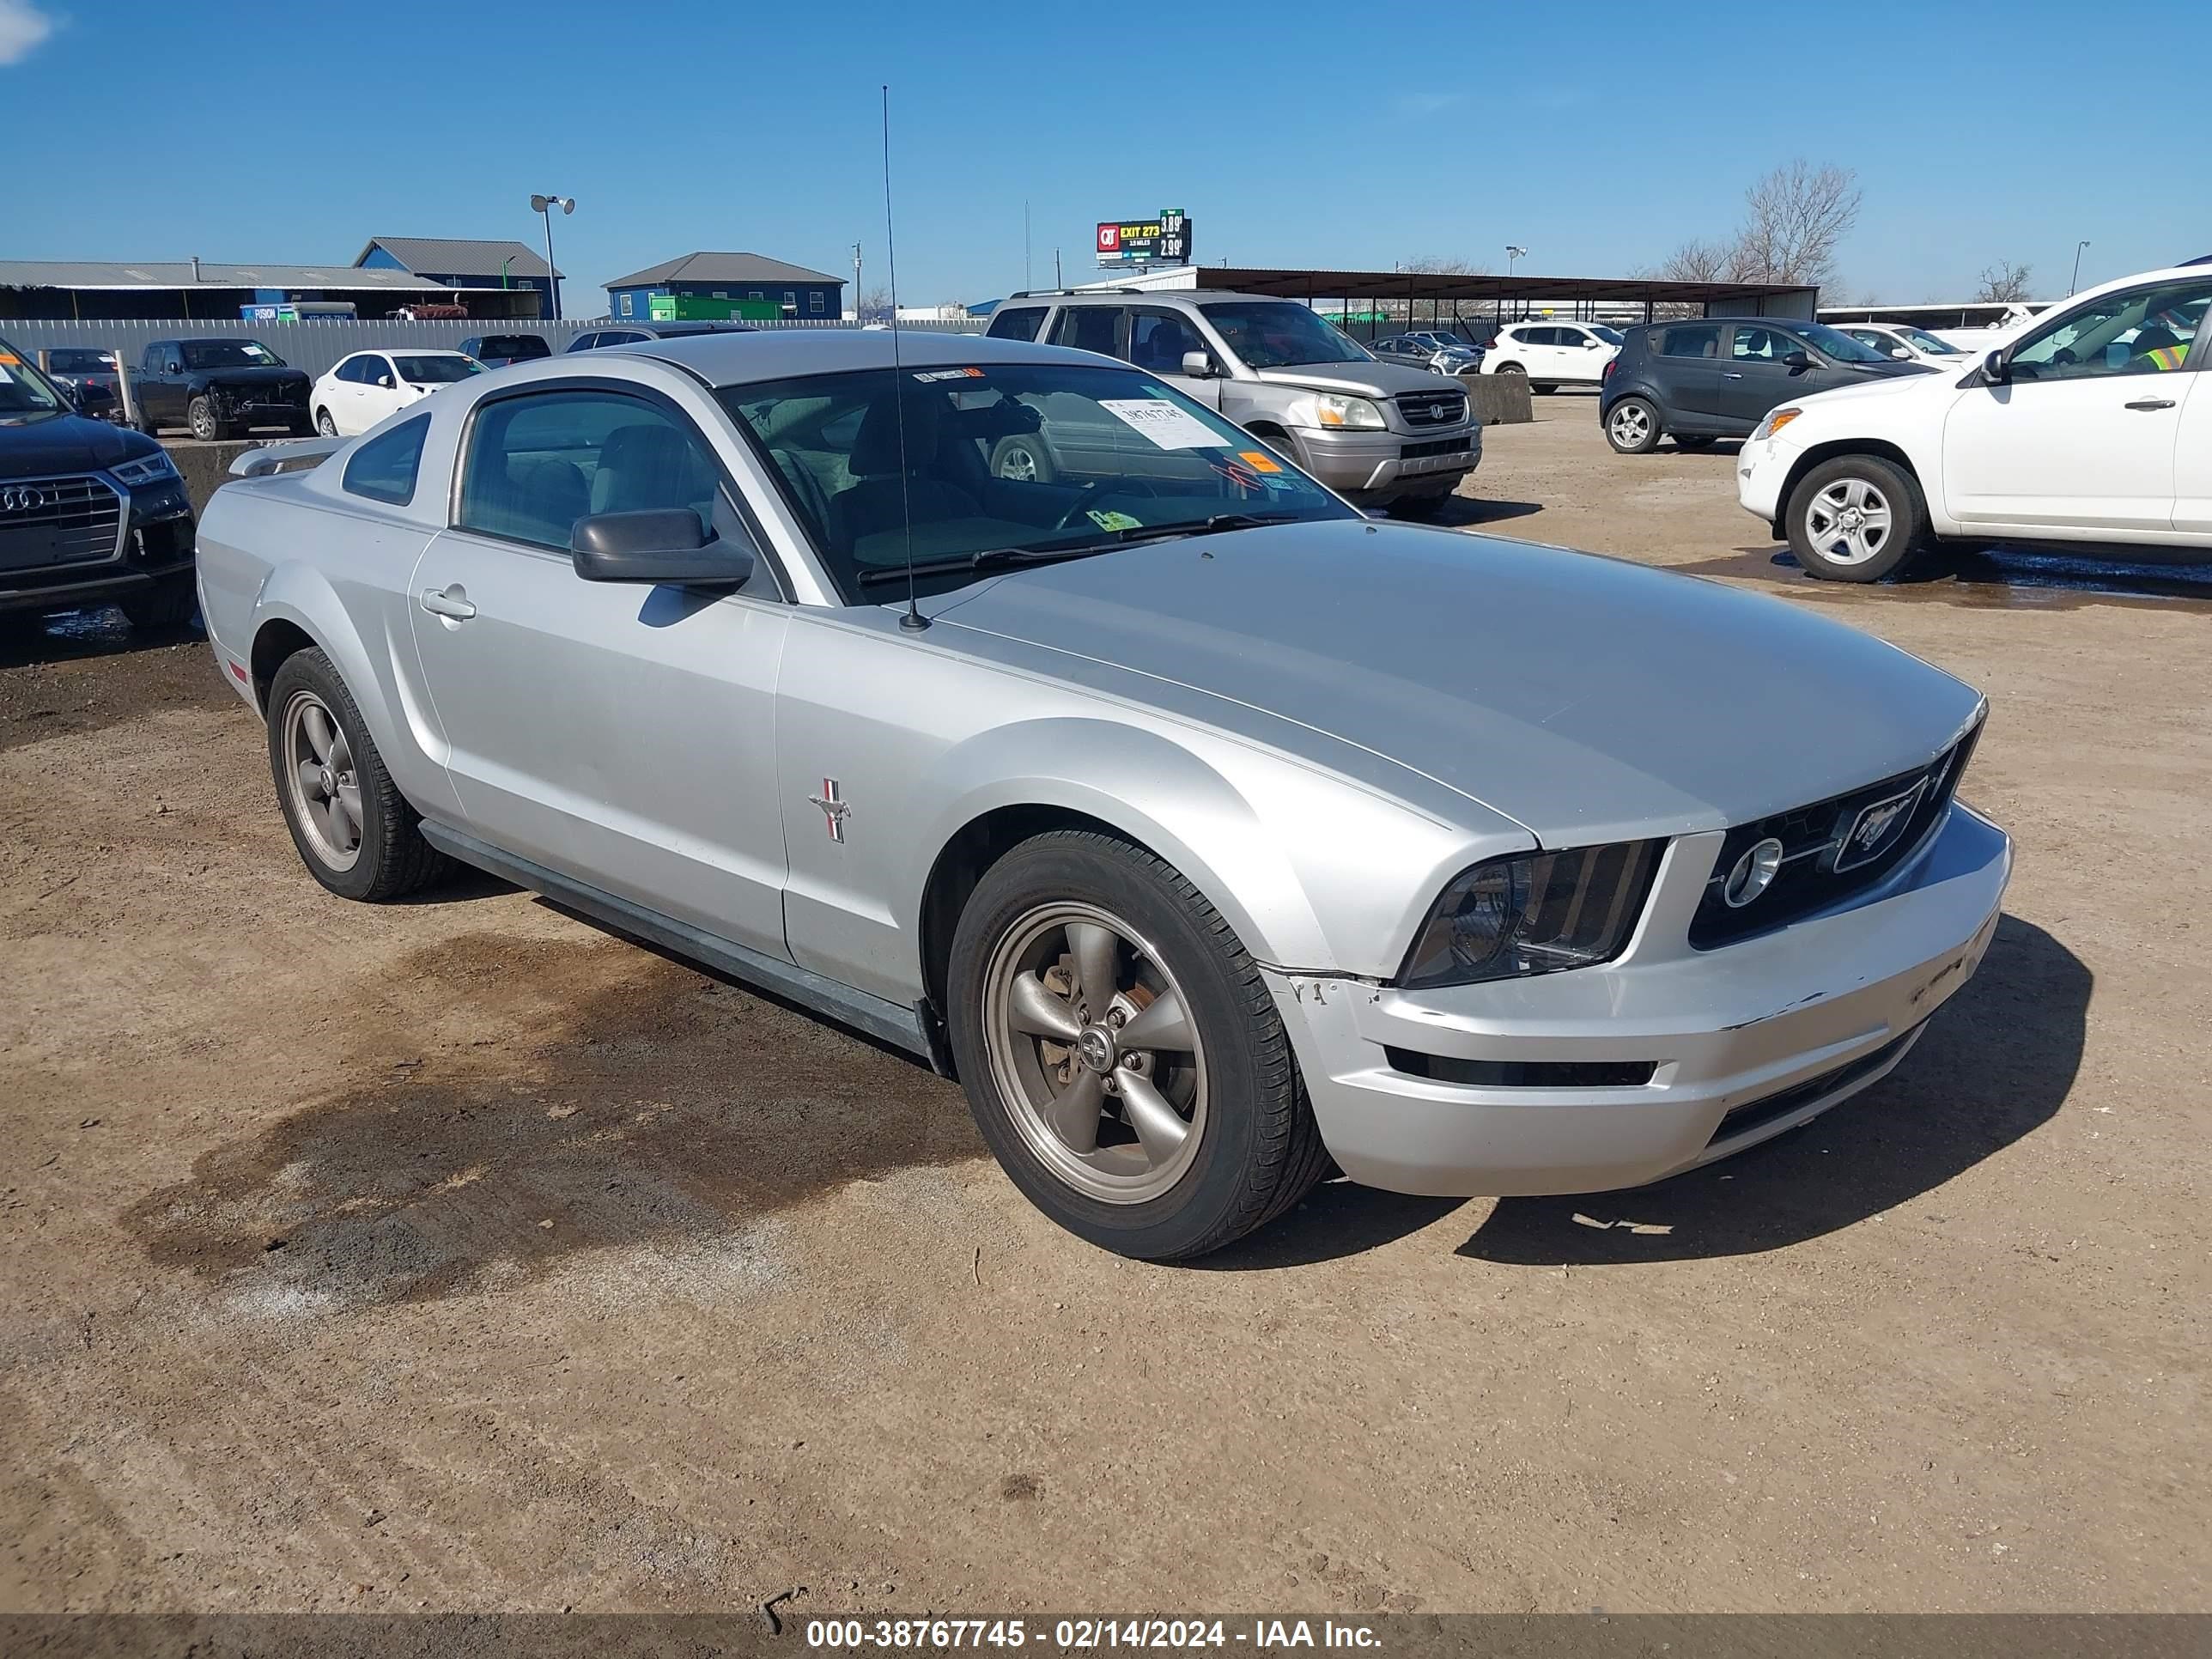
(1097, 209, 1192, 266)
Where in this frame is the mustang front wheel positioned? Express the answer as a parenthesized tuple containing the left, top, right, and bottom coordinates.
(947, 830, 1327, 1260)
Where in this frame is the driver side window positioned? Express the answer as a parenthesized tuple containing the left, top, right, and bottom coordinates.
(2010, 282, 2211, 381)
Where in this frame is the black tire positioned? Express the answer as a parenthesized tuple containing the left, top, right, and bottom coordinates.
(1674, 434, 1717, 451)
(946, 830, 1328, 1261)
(1532, 382, 1557, 395)
(116, 574, 198, 633)
(1603, 395, 1662, 454)
(315, 407, 339, 438)
(288, 414, 316, 437)
(1785, 453, 1928, 582)
(989, 433, 1055, 484)
(1491, 362, 1525, 381)
(264, 647, 452, 902)
(188, 396, 230, 442)
(135, 413, 162, 437)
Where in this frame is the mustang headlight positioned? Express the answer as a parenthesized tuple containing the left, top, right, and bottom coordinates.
(1313, 393, 1387, 429)
(110, 450, 179, 486)
(1399, 842, 1664, 989)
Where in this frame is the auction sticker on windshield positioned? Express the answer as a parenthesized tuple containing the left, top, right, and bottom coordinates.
(1098, 399, 1221, 450)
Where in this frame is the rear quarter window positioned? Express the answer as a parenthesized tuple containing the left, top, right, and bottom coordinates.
(342, 413, 431, 507)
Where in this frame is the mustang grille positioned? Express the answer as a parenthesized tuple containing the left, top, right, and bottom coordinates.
(1395, 390, 1468, 427)
(1688, 724, 1980, 950)
(0, 475, 125, 574)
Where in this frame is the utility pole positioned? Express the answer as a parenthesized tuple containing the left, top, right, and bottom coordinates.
(852, 240, 864, 320)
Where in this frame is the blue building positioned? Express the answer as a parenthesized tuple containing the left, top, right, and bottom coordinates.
(605, 252, 845, 322)
(355, 236, 558, 318)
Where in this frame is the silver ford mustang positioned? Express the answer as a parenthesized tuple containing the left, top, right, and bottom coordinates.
(196, 329, 2011, 1260)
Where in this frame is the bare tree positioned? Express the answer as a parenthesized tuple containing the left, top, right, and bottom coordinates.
(855, 286, 894, 321)
(1399, 255, 1492, 276)
(1649, 161, 1862, 295)
(1974, 260, 2033, 303)
(1733, 161, 1861, 286)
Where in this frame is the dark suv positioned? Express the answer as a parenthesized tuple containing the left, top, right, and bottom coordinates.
(1, 336, 198, 631)
(457, 333, 553, 368)
(1598, 318, 1931, 453)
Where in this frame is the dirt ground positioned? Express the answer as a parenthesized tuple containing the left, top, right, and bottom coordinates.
(3, 401, 2205, 1617)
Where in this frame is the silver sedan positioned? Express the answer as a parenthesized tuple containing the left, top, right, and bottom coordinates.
(195, 329, 2010, 1259)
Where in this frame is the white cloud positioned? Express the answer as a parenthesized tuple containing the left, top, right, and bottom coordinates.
(0, 1, 55, 66)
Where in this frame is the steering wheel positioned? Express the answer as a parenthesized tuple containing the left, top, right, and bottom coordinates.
(1052, 481, 1109, 532)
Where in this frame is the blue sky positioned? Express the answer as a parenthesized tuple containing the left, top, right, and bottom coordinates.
(2, 0, 2194, 313)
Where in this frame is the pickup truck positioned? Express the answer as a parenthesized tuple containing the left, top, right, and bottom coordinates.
(134, 339, 313, 441)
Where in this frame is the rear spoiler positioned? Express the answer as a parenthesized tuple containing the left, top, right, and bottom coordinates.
(228, 436, 346, 478)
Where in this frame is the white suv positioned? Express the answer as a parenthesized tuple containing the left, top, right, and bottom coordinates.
(1480, 321, 1621, 391)
(1737, 264, 2211, 581)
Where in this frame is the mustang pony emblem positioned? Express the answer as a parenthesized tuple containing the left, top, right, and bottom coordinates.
(807, 778, 850, 843)
(1834, 778, 1929, 872)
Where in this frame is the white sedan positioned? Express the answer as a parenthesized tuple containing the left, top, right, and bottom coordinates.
(310, 349, 485, 437)
(1831, 321, 1973, 370)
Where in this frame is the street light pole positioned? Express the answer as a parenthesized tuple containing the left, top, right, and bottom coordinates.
(2069, 240, 2090, 296)
(530, 193, 574, 319)
(852, 241, 864, 320)
(1505, 244, 1527, 279)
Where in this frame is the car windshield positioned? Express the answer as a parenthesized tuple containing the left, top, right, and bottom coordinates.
(720, 361, 1357, 603)
(182, 341, 283, 369)
(1198, 301, 1372, 368)
(1796, 323, 1891, 364)
(1589, 325, 1624, 345)
(1894, 325, 1962, 356)
(0, 344, 67, 424)
(46, 349, 114, 373)
(396, 355, 483, 384)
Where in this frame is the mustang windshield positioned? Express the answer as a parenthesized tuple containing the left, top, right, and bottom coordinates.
(720, 362, 1356, 602)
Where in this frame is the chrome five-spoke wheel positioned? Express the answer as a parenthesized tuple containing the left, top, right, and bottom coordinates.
(1803, 476, 1893, 567)
(982, 902, 1206, 1204)
(281, 689, 362, 872)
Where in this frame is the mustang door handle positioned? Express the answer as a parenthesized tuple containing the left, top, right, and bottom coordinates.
(2124, 398, 2177, 411)
(419, 586, 477, 620)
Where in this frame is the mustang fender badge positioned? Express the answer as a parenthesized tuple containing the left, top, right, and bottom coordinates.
(808, 778, 850, 843)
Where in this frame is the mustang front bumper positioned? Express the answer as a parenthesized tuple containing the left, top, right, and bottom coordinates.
(1266, 802, 2011, 1197)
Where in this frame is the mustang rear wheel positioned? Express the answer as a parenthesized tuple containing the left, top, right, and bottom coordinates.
(265, 647, 450, 902)
(947, 830, 1327, 1260)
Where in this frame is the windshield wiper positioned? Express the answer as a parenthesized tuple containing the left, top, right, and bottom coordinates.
(1098, 511, 1301, 544)
(854, 543, 1121, 586)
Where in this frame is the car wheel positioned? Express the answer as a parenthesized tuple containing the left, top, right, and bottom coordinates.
(115, 575, 198, 633)
(187, 396, 230, 442)
(265, 647, 452, 902)
(1492, 362, 1525, 380)
(946, 830, 1328, 1261)
(990, 434, 1054, 484)
(1604, 397, 1662, 454)
(315, 408, 339, 438)
(1786, 454, 1928, 582)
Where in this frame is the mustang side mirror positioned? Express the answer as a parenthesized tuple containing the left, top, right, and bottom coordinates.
(571, 508, 753, 589)
(1181, 349, 1219, 379)
(1782, 349, 1812, 371)
(1982, 349, 2010, 384)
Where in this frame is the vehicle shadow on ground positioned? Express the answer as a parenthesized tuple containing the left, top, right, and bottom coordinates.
(0, 605, 200, 669)
(1683, 544, 2212, 613)
(1426, 496, 1543, 529)
(1456, 915, 2087, 1266)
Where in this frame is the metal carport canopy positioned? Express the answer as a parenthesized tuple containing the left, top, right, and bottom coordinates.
(1191, 266, 1819, 317)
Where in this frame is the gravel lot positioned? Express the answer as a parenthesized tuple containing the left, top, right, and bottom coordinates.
(3, 401, 2204, 1615)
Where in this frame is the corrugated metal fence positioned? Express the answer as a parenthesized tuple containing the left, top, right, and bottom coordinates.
(2, 314, 984, 380)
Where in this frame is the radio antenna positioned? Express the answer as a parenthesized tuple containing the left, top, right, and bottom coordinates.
(883, 85, 927, 633)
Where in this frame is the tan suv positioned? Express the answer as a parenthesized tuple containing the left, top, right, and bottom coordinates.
(986, 288, 1481, 516)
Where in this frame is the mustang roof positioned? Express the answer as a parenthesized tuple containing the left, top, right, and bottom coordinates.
(629, 328, 1097, 383)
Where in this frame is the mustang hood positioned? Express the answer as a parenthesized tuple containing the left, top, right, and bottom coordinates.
(938, 520, 1984, 843)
